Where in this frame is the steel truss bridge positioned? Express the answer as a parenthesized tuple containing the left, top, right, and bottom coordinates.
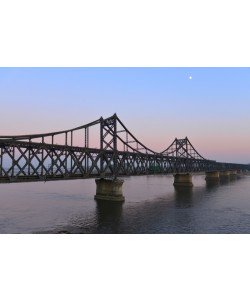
(0, 114, 248, 183)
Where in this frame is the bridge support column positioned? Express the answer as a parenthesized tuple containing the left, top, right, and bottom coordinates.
(219, 171, 230, 178)
(237, 170, 243, 178)
(229, 170, 237, 178)
(94, 178, 125, 202)
(205, 171, 220, 182)
(173, 173, 193, 187)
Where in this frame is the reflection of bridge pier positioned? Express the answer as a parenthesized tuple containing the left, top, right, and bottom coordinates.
(205, 179, 220, 189)
(95, 199, 123, 233)
(174, 185, 194, 207)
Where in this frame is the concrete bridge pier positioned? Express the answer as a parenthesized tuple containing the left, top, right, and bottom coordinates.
(205, 171, 220, 182)
(237, 170, 243, 178)
(229, 170, 237, 178)
(219, 171, 230, 179)
(94, 178, 125, 202)
(173, 173, 193, 187)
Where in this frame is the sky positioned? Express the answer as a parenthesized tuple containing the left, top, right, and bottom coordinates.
(0, 67, 249, 163)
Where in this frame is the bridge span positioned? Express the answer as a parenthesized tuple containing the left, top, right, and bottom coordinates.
(0, 114, 249, 201)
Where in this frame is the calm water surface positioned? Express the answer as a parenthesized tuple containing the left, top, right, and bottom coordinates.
(0, 175, 250, 233)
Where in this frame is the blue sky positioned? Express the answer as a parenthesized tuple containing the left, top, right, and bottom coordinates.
(0, 67, 249, 163)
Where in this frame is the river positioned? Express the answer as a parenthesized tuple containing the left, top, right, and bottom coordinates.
(0, 174, 249, 233)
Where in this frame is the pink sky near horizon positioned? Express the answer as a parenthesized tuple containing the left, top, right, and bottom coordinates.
(0, 68, 250, 164)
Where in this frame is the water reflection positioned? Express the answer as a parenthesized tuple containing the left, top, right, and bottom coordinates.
(95, 200, 123, 233)
(205, 180, 220, 190)
(174, 186, 193, 208)
(1, 174, 250, 233)
(219, 177, 230, 184)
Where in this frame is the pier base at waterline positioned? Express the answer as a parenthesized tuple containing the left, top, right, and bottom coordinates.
(229, 170, 237, 178)
(173, 173, 193, 187)
(94, 178, 125, 202)
(205, 171, 220, 182)
(219, 171, 230, 180)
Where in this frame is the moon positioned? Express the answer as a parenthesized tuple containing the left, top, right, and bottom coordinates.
(189, 76, 192, 80)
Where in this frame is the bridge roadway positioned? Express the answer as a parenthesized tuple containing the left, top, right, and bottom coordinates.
(0, 114, 249, 201)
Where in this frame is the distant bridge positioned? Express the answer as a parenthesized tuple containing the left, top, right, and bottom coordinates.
(0, 113, 248, 184)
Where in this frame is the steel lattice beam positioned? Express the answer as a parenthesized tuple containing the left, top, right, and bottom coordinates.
(0, 114, 249, 183)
